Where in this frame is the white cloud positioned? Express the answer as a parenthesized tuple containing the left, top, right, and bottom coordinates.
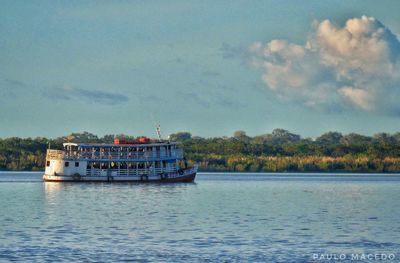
(338, 86, 374, 111)
(250, 16, 400, 114)
(44, 85, 129, 105)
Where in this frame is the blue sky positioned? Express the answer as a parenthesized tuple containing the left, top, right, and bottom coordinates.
(1, 1, 400, 138)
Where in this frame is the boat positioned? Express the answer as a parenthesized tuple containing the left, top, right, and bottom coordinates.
(42, 137, 197, 182)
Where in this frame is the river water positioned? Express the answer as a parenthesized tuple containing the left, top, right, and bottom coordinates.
(0, 172, 400, 262)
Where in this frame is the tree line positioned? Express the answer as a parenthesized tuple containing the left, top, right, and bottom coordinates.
(1, 129, 400, 172)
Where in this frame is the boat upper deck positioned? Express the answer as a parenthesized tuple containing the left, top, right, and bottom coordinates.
(47, 141, 184, 161)
(63, 141, 180, 148)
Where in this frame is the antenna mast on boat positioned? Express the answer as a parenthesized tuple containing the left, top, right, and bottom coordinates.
(155, 124, 162, 142)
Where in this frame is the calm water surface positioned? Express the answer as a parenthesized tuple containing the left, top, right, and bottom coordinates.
(1, 172, 400, 262)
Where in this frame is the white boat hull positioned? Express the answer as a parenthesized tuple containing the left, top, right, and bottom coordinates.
(43, 167, 197, 183)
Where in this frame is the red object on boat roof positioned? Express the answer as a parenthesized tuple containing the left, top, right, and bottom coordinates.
(138, 137, 150, 143)
(114, 137, 150, 145)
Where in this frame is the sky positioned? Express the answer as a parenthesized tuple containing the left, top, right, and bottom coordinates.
(1, 0, 400, 138)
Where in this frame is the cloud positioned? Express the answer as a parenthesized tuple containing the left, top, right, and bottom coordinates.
(338, 86, 374, 111)
(45, 86, 129, 105)
(250, 16, 400, 114)
(0, 78, 28, 97)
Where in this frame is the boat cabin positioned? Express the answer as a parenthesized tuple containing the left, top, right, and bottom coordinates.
(45, 141, 184, 177)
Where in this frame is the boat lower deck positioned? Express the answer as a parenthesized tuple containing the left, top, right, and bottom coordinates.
(43, 168, 196, 183)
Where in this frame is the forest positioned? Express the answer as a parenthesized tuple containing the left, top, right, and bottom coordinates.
(1, 129, 400, 172)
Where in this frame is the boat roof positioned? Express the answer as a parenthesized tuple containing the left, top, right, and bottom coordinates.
(63, 141, 180, 148)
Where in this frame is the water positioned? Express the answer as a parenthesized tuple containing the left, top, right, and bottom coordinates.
(1, 172, 400, 262)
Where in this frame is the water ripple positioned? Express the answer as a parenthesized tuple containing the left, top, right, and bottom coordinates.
(0, 172, 400, 261)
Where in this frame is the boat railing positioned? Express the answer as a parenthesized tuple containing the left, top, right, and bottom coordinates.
(76, 150, 182, 160)
(85, 165, 197, 177)
(48, 149, 183, 161)
(86, 167, 178, 177)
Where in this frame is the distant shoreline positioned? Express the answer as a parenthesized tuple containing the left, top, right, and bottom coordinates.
(1, 130, 400, 172)
(1, 170, 400, 175)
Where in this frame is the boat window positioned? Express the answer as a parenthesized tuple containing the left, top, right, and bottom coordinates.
(87, 162, 92, 169)
(75, 162, 79, 167)
(46, 161, 50, 167)
(65, 161, 69, 167)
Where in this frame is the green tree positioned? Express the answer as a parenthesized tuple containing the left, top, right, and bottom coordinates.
(271, 129, 301, 144)
(233, 130, 251, 142)
(169, 132, 192, 141)
(340, 133, 373, 145)
(373, 133, 396, 145)
(316, 132, 343, 144)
